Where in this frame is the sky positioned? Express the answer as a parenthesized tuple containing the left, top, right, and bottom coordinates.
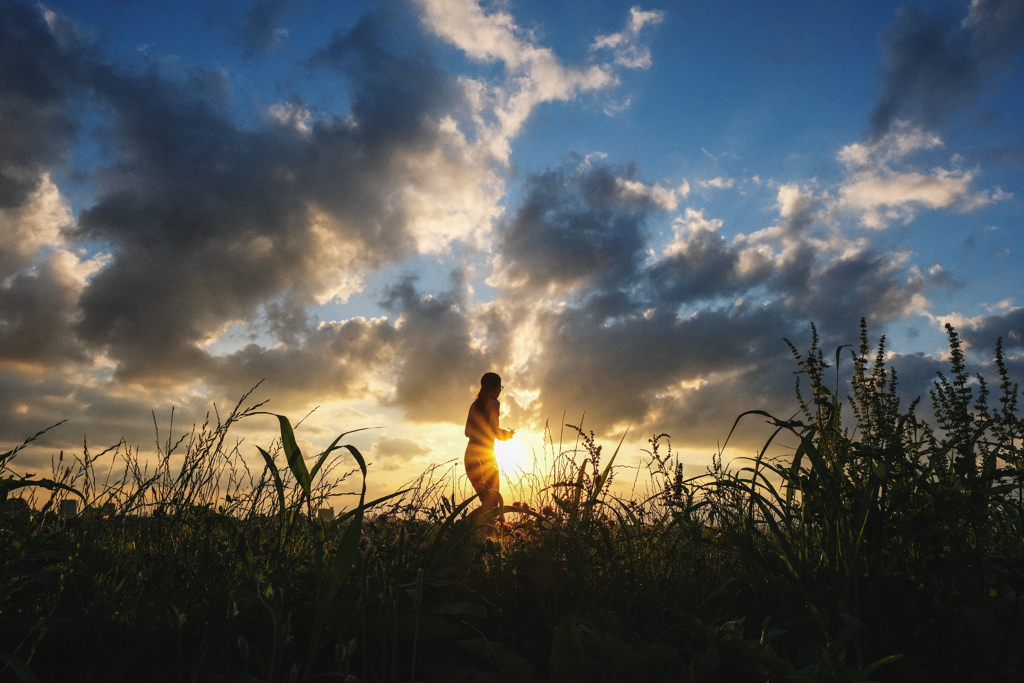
(2, 0, 1023, 500)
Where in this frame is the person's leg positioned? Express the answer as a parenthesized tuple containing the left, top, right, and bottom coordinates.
(465, 448, 501, 532)
(478, 458, 500, 515)
(464, 449, 487, 523)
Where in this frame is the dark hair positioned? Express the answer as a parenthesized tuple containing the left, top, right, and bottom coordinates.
(473, 372, 502, 411)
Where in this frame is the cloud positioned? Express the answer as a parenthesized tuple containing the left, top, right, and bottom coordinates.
(699, 177, 735, 190)
(367, 435, 432, 470)
(0, 2, 90, 209)
(380, 275, 506, 424)
(238, 0, 309, 57)
(414, 0, 625, 158)
(43, 4, 512, 386)
(837, 122, 998, 228)
(870, 1, 1024, 137)
(0, 246, 107, 369)
(963, 0, 1024, 68)
(940, 304, 1024, 355)
(591, 6, 665, 69)
(494, 162, 659, 295)
(207, 315, 398, 410)
(479, 158, 938, 446)
(0, 174, 73, 279)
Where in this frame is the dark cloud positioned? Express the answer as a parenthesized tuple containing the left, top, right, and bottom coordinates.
(521, 303, 797, 445)
(60, 5, 465, 382)
(0, 2, 89, 208)
(209, 315, 397, 409)
(238, 0, 310, 57)
(870, 1, 1024, 138)
(648, 229, 764, 305)
(490, 161, 937, 445)
(381, 275, 507, 424)
(964, 0, 1024, 67)
(0, 251, 91, 366)
(309, 7, 462, 150)
(959, 307, 1024, 355)
(498, 163, 655, 294)
(777, 248, 927, 340)
(0, 368, 208, 470)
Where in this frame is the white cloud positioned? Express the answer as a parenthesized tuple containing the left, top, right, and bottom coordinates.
(416, 0, 617, 159)
(935, 311, 985, 331)
(0, 174, 74, 280)
(268, 103, 312, 134)
(840, 167, 989, 228)
(699, 176, 735, 190)
(775, 183, 815, 220)
(663, 208, 725, 258)
(838, 121, 943, 168)
(616, 177, 683, 210)
(592, 6, 665, 69)
(833, 123, 995, 228)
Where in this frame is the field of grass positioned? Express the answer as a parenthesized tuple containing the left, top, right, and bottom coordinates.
(2, 320, 1023, 682)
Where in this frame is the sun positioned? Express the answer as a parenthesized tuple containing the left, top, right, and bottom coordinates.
(494, 435, 534, 477)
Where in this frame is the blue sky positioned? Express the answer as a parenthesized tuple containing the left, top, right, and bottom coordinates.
(1, 0, 1022, 494)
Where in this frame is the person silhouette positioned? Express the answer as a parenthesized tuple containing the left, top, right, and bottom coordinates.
(464, 372, 515, 529)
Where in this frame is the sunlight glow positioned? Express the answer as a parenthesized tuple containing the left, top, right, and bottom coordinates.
(494, 434, 535, 477)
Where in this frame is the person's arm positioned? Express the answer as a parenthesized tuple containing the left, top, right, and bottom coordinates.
(487, 399, 515, 441)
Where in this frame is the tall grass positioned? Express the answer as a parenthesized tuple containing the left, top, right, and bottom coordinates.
(2, 320, 1023, 682)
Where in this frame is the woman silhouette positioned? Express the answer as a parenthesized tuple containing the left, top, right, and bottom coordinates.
(464, 372, 515, 526)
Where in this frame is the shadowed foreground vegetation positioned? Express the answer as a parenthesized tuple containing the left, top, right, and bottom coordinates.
(2, 321, 1023, 682)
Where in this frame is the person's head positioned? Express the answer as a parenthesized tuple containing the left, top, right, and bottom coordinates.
(477, 372, 502, 400)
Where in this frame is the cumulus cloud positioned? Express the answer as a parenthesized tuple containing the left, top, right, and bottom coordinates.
(0, 175, 73, 279)
(494, 163, 659, 296)
(37, 4, 516, 386)
(837, 122, 998, 228)
(938, 304, 1024, 355)
(476, 155, 941, 445)
(0, 247, 107, 368)
(0, 1, 527, 450)
(380, 275, 508, 424)
(208, 315, 398, 410)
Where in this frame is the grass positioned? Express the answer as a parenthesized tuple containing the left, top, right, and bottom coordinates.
(2, 319, 1023, 682)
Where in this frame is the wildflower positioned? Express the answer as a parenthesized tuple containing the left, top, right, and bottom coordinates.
(377, 512, 389, 522)
(541, 505, 554, 516)
(418, 541, 430, 552)
(513, 529, 523, 539)
(359, 535, 371, 550)
(502, 522, 514, 534)
(512, 501, 522, 508)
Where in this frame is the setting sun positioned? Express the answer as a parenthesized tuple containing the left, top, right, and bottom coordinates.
(494, 433, 535, 477)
